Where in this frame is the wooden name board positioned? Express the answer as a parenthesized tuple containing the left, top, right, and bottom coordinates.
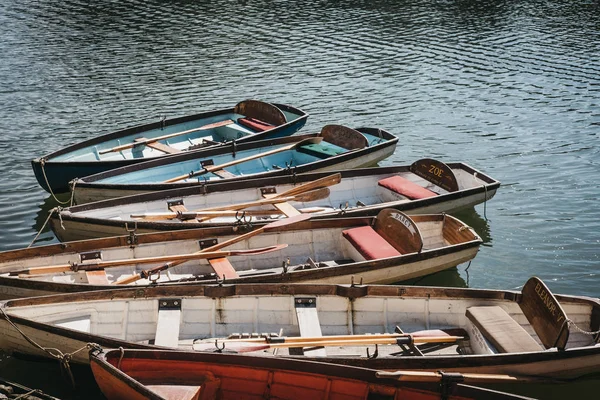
(234, 100, 287, 125)
(374, 209, 423, 254)
(410, 158, 459, 192)
(320, 125, 368, 150)
(520, 276, 569, 350)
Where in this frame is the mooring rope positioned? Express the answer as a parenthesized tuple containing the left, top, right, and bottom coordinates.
(13, 389, 42, 399)
(40, 159, 74, 206)
(567, 319, 600, 336)
(28, 207, 63, 248)
(0, 307, 100, 388)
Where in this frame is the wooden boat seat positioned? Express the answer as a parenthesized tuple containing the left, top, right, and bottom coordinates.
(297, 142, 347, 159)
(378, 176, 437, 200)
(155, 305, 182, 348)
(237, 117, 275, 132)
(466, 306, 543, 353)
(208, 257, 239, 279)
(168, 203, 199, 223)
(342, 225, 401, 260)
(211, 169, 237, 179)
(294, 298, 327, 357)
(146, 372, 220, 400)
(86, 270, 109, 285)
(147, 385, 203, 400)
(134, 137, 181, 154)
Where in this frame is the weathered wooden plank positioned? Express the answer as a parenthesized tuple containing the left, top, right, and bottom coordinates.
(155, 307, 181, 348)
(295, 298, 327, 357)
(86, 270, 110, 284)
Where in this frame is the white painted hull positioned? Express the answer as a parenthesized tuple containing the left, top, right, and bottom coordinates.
(0, 282, 598, 379)
(55, 162, 499, 242)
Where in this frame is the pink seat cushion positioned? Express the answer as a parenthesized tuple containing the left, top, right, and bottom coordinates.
(378, 176, 437, 200)
(237, 117, 275, 132)
(342, 226, 401, 260)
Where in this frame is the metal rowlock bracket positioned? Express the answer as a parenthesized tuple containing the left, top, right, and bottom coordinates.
(124, 222, 138, 247)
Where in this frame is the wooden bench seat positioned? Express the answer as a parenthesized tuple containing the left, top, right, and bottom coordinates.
(237, 117, 275, 132)
(342, 225, 401, 260)
(134, 137, 181, 154)
(294, 298, 327, 357)
(378, 176, 437, 200)
(466, 306, 542, 353)
(86, 270, 109, 285)
(208, 257, 239, 279)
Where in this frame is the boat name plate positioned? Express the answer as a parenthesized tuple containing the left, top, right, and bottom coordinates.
(201, 159, 214, 167)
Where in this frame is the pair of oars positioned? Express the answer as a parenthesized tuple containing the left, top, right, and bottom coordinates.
(11, 244, 288, 277)
(99, 119, 235, 155)
(130, 186, 333, 221)
(115, 174, 341, 284)
(115, 212, 312, 285)
(163, 137, 323, 183)
(377, 370, 559, 384)
(192, 330, 465, 353)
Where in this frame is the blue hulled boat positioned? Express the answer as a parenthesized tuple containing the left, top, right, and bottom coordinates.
(71, 125, 398, 203)
(32, 100, 308, 193)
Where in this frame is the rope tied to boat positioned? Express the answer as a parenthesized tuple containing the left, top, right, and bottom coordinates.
(27, 207, 64, 248)
(566, 319, 600, 336)
(12, 389, 44, 399)
(39, 158, 75, 206)
(0, 306, 100, 389)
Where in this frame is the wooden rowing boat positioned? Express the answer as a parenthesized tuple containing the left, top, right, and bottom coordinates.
(31, 100, 308, 193)
(70, 125, 399, 203)
(50, 159, 500, 242)
(0, 209, 481, 297)
(89, 348, 536, 400)
(0, 277, 597, 381)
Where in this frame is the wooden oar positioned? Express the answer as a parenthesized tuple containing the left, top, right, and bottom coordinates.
(193, 335, 464, 353)
(267, 173, 342, 199)
(163, 137, 323, 183)
(12, 244, 288, 276)
(376, 370, 556, 384)
(115, 213, 312, 285)
(99, 119, 234, 155)
(131, 207, 328, 221)
(130, 188, 330, 221)
(194, 329, 466, 346)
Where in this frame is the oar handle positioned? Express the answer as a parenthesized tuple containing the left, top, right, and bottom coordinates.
(375, 370, 553, 384)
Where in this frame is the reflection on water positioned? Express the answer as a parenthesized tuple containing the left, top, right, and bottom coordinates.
(1, 0, 600, 398)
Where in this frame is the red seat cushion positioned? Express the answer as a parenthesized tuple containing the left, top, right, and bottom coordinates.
(237, 117, 275, 132)
(378, 176, 437, 200)
(342, 226, 401, 260)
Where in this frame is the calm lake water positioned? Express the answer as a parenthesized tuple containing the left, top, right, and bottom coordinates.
(0, 0, 599, 398)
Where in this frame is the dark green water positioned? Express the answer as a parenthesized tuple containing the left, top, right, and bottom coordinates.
(0, 0, 599, 398)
